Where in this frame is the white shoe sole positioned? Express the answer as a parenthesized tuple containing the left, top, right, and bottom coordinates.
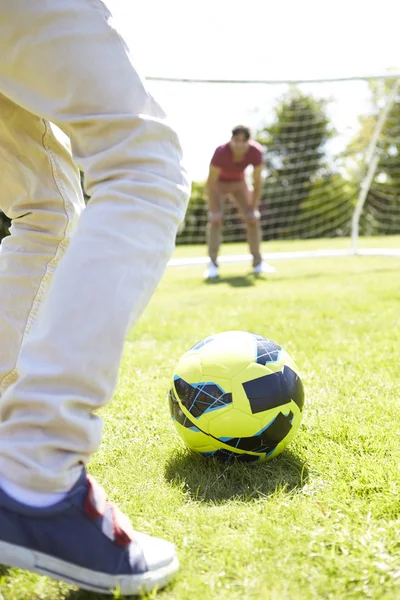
(254, 265, 276, 274)
(0, 540, 179, 595)
(203, 272, 219, 279)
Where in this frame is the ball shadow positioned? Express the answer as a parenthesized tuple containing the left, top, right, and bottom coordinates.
(164, 448, 308, 503)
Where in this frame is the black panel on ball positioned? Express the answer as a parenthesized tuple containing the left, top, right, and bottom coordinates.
(282, 365, 304, 411)
(174, 377, 197, 410)
(243, 372, 290, 414)
(243, 367, 304, 414)
(261, 410, 294, 442)
(168, 389, 196, 429)
(174, 377, 232, 418)
(253, 334, 282, 365)
(221, 411, 293, 453)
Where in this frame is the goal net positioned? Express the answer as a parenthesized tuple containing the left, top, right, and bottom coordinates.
(145, 74, 400, 264)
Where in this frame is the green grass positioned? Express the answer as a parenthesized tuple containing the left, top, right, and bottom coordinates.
(172, 235, 400, 259)
(2, 239, 400, 600)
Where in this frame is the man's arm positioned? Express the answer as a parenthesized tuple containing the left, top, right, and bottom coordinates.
(207, 165, 221, 214)
(251, 165, 263, 209)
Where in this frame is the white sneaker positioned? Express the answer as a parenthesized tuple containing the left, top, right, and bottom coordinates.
(203, 262, 219, 280)
(253, 262, 276, 274)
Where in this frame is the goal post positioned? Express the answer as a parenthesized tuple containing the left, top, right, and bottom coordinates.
(146, 74, 400, 267)
(351, 78, 400, 253)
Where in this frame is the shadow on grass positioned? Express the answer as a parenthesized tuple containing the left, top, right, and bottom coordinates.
(63, 591, 109, 600)
(0, 580, 157, 600)
(0, 568, 168, 600)
(272, 266, 400, 282)
(63, 581, 176, 600)
(204, 266, 399, 287)
(164, 448, 308, 503)
(204, 274, 259, 288)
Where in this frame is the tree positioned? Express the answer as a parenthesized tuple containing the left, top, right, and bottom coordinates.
(347, 78, 400, 235)
(176, 180, 208, 245)
(0, 212, 11, 243)
(257, 88, 337, 238)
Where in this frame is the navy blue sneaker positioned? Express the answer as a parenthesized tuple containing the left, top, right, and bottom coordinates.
(0, 470, 179, 595)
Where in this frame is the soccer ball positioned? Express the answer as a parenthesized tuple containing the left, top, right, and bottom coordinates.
(168, 331, 304, 463)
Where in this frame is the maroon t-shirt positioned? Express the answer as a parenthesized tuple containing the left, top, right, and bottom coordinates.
(211, 141, 263, 181)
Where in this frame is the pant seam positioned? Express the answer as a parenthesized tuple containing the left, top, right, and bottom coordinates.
(0, 121, 75, 393)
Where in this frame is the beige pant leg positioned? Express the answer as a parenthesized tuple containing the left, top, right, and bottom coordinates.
(0, 94, 84, 396)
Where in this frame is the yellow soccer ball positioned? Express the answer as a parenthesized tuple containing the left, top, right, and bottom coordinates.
(168, 331, 304, 463)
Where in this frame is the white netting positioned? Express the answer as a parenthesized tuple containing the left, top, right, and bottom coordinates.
(3, 75, 398, 260)
(359, 83, 400, 237)
(145, 75, 400, 254)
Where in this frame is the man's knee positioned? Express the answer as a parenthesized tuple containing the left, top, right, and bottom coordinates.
(208, 213, 223, 228)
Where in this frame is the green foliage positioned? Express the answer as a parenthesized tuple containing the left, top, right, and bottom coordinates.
(257, 88, 340, 239)
(258, 88, 334, 175)
(176, 181, 208, 245)
(348, 78, 400, 235)
(177, 89, 352, 245)
(3, 81, 399, 249)
(366, 85, 400, 234)
(0, 212, 10, 243)
(296, 173, 357, 238)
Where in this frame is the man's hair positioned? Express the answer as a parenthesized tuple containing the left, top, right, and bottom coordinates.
(231, 125, 251, 140)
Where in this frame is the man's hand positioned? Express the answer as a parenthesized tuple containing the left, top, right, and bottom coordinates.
(251, 164, 263, 210)
(209, 211, 223, 226)
(246, 208, 260, 225)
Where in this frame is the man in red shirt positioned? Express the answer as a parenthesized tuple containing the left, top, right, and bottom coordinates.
(204, 125, 275, 279)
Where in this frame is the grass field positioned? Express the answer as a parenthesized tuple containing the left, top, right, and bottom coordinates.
(1, 238, 400, 600)
(172, 235, 400, 259)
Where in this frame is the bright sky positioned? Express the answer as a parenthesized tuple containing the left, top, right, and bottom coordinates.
(107, 0, 399, 180)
